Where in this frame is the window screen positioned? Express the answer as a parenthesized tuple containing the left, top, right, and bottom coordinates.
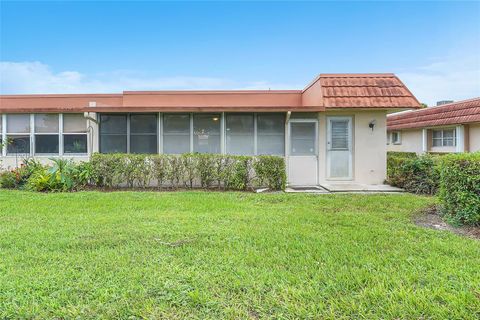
(64, 114, 88, 154)
(35, 114, 59, 154)
(226, 114, 254, 155)
(7, 114, 30, 155)
(0, 114, 3, 149)
(257, 113, 285, 155)
(7, 114, 30, 133)
(330, 120, 349, 150)
(290, 122, 316, 155)
(130, 114, 157, 154)
(64, 114, 87, 133)
(7, 136, 30, 155)
(193, 114, 221, 153)
(163, 114, 190, 154)
(100, 114, 127, 153)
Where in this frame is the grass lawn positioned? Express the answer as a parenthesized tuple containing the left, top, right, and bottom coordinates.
(0, 191, 479, 319)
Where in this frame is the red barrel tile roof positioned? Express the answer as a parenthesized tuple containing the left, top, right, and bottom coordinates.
(317, 74, 421, 108)
(387, 97, 480, 130)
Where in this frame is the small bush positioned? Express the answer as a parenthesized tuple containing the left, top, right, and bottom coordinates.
(0, 170, 17, 189)
(0, 159, 44, 189)
(254, 155, 287, 190)
(439, 152, 480, 226)
(387, 153, 440, 195)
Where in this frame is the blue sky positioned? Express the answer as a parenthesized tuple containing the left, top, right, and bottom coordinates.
(1, 1, 479, 105)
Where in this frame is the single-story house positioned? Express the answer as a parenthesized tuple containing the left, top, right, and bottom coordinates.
(0, 73, 420, 186)
(387, 98, 480, 154)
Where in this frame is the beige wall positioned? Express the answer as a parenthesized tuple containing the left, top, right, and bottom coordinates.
(469, 123, 480, 152)
(387, 129, 423, 154)
(2, 111, 391, 186)
(318, 110, 387, 185)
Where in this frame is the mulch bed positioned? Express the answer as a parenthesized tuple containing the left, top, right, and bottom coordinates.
(414, 205, 480, 240)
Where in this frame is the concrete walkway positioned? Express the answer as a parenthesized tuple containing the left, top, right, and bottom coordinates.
(285, 184, 403, 194)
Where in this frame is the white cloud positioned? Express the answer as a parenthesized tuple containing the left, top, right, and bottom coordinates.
(4, 60, 477, 105)
(0, 61, 300, 94)
(398, 55, 480, 106)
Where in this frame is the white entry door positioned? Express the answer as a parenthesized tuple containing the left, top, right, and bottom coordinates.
(327, 117, 352, 179)
(288, 120, 318, 186)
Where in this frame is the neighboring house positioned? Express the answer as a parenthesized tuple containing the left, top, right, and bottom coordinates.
(387, 98, 480, 154)
(0, 73, 420, 186)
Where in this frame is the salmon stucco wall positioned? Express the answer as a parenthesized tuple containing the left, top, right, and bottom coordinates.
(387, 129, 423, 154)
(469, 123, 480, 152)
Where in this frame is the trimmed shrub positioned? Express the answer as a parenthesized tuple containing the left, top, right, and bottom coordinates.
(254, 155, 287, 190)
(88, 153, 286, 191)
(387, 153, 441, 195)
(439, 152, 480, 226)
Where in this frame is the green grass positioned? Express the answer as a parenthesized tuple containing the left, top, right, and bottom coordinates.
(0, 191, 479, 319)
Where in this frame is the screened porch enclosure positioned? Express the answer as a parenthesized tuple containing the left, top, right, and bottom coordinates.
(98, 113, 286, 156)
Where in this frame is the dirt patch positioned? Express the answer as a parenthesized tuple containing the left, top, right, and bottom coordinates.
(414, 206, 480, 240)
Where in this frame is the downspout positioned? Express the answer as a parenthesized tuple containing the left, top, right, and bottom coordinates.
(84, 112, 98, 157)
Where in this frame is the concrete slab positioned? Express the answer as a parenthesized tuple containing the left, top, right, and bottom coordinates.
(320, 183, 404, 193)
(285, 186, 330, 194)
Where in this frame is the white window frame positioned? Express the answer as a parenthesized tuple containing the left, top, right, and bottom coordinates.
(391, 131, 401, 145)
(192, 113, 222, 154)
(224, 113, 256, 155)
(2, 113, 88, 157)
(288, 118, 318, 156)
(326, 116, 353, 180)
(432, 128, 456, 147)
(161, 113, 191, 155)
(5, 114, 33, 156)
(63, 113, 89, 156)
(100, 113, 158, 154)
(1, 114, 5, 157)
(34, 113, 60, 156)
(224, 113, 286, 156)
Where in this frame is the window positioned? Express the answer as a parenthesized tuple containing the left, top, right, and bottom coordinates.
(6, 114, 31, 155)
(0, 114, 3, 153)
(290, 122, 316, 155)
(392, 131, 401, 145)
(193, 114, 220, 153)
(432, 129, 456, 147)
(386, 132, 391, 145)
(226, 114, 254, 155)
(163, 114, 190, 154)
(130, 114, 157, 154)
(63, 114, 88, 154)
(330, 120, 349, 150)
(34, 114, 59, 154)
(257, 113, 285, 155)
(100, 114, 127, 153)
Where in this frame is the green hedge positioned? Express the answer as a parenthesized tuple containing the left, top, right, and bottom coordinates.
(386, 152, 441, 195)
(439, 152, 480, 226)
(90, 153, 286, 191)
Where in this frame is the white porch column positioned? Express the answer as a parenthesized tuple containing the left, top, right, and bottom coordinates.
(220, 112, 225, 154)
(86, 112, 99, 154)
(455, 125, 465, 153)
(421, 128, 428, 153)
(1, 114, 6, 157)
